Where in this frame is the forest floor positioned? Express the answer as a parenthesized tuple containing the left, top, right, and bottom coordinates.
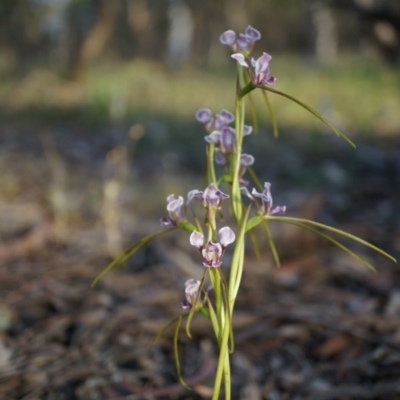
(0, 114, 399, 400)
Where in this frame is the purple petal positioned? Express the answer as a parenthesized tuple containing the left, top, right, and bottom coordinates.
(243, 125, 253, 136)
(215, 149, 227, 165)
(244, 26, 261, 42)
(166, 195, 184, 212)
(231, 53, 249, 68)
(240, 186, 253, 199)
(160, 217, 173, 226)
(203, 183, 229, 206)
(181, 300, 191, 309)
(218, 226, 235, 247)
(187, 189, 203, 204)
(219, 30, 236, 46)
(202, 242, 223, 267)
(266, 76, 277, 85)
(252, 52, 271, 75)
(196, 108, 212, 124)
(270, 205, 286, 215)
(221, 127, 236, 152)
(190, 231, 204, 248)
(240, 153, 255, 166)
(185, 279, 200, 303)
(204, 130, 221, 144)
(237, 33, 251, 50)
(219, 109, 234, 125)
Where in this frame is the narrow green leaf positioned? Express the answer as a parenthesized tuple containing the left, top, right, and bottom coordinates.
(206, 296, 220, 339)
(174, 316, 192, 390)
(261, 219, 281, 268)
(151, 315, 187, 347)
(247, 166, 263, 192)
(249, 229, 261, 261)
(91, 227, 177, 286)
(285, 220, 377, 271)
(245, 215, 264, 232)
(261, 86, 356, 148)
(267, 216, 397, 263)
(261, 90, 279, 138)
(247, 91, 259, 133)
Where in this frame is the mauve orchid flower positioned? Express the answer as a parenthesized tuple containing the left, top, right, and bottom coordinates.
(231, 52, 276, 86)
(190, 227, 235, 268)
(181, 279, 201, 309)
(187, 183, 229, 208)
(196, 108, 234, 132)
(220, 26, 261, 53)
(249, 182, 286, 215)
(160, 194, 184, 226)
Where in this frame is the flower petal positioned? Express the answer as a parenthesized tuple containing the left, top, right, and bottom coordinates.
(245, 26, 261, 42)
(219, 109, 234, 125)
(240, 153, 255, 166)
(221, 127, 236, 152)
(190, 231, 204, 248)
(243, 125, 253, 136)
(231, 53, 249, 68)
(220, 30, 236, 46)
(215, 148, 227, 165)
(218, 226, 235, 247)
(240, 186, 253, 199)
(204, 130, 221, 144)
(203, 183, 229, 206)
(196, 108, 212, 124)
(187, 189, 202, 204)
(166, 195, 184, 212)
(237, 33, 251, 50)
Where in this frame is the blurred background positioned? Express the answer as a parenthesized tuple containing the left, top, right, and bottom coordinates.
(0, 0, 400, 399)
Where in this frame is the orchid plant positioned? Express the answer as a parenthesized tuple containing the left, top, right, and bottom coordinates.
(93, 26, 396, 399)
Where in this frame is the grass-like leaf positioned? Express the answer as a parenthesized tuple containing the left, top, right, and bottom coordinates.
(247, 90, 259, 133)
(261, 86, 356, 148)
(174, 315, 192, 390)
(151, 314, 187, 347)
(261, 90, 279, 138)
(282, 219, 377, 271)
(245, 215, 264, 232)
(267, 216, 397, 264)
(91, 226, 177, 286)
(261, 219, 281, 268)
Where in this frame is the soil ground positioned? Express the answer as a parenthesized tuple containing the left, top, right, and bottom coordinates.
(0, 119, 399, 400)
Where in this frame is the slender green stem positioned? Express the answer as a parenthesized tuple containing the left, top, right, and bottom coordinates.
(207, 143, 217, 184)
(231, 95, 244, 221)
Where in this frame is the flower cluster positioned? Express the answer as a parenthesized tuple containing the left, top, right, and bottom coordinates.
(190, 227, 235, 268)
(197, 108, 254, 185)
(219, 26, 261, 54)
(196, 108, 234, 133)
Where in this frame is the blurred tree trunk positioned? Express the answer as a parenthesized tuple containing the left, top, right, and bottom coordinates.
(69, 0, 119, 80)
(333, 0, 400, 65)
(223, 0, 248, 32)
(310, 2, 338, 65)
(166, 0, 194, 68)
(190, 0, 224, 67)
